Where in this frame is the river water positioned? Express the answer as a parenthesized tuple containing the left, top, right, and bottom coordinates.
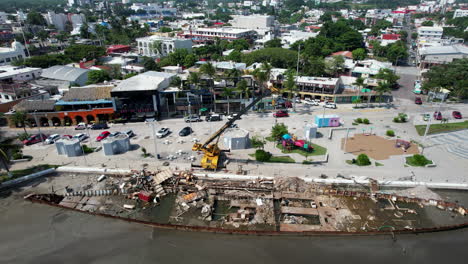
(1, 186, 468, 263)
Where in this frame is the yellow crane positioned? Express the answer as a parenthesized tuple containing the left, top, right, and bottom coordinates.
(192, 94, 265, 170)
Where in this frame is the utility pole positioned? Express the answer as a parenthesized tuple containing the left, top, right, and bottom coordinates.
(294, 44, 301, 113)
(147, 120, 158, 160)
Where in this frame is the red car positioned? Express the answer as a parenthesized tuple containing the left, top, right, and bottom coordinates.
(96, 131, 110, 141)
(23, 134, 48, 145)
(415, 97, 422, 105)
(273, 110, 289, 117)
(433, 111, 442, 120)
(452, 111, 462, 119)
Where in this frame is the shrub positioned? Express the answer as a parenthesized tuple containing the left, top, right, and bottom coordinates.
(12, 152, 23, 160)
(255, 149, 272, 162)
(363, 118, 370, 124)
(410, 154, 431, 166)
(356, 118, 363, 123)
(386, 130, 395, 137)
(82, 144, 94, 154)
(356, 154, 371, 166)
(393, 117, 400, 123)
(393, 113, 408, 123)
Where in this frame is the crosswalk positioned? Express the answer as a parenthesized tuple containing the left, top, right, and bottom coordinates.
(428, 130, 468, 159)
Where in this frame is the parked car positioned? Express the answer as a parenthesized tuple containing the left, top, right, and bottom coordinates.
(96, 131, 111, 141)
(45, 134, 61, 144)
(124, 130, 135, 138)
(227, 113, 240, 120)
(295, 98, 302, 103)
(109, 131, 121, 137)
(273, 110, 289, 117)
(415, 97, 423, 105)
(156, 127, 170, 138)
(422, 114, 430, 121)
(452, 111, 462, 119)
(434, 111, 442, 120)
(23, 134, 47, 145)
(73, 133, 88, 142)
(62, 135, 73, 139)
(75, 122, 89, 130)
(206, 114, 222, 122)
(91, 123, 109, 130)
(324, 102, 337, 109)
(184, 115, 202, 123)
(304, 99, 319, 106)
(179, 127, 193, 137)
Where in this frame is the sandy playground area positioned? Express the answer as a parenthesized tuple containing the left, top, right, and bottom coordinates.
(342, 134, 420, 160)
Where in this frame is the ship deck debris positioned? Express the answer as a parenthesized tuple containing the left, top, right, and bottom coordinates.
(25, 170, 468, 234)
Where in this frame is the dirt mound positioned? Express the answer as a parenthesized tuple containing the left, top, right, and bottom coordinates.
(275, 177, 309, 192)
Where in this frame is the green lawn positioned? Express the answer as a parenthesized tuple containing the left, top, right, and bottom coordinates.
(406, 157, 433, 167)
(415, 121, 468, 136)
(0, 164, 58, 183)
(265, 136, 275, 142)
(276, 143, 327, 156)
(269, 156, 296, 163)
(248, 153, 295, 163)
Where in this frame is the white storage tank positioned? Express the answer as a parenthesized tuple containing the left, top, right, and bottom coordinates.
(304, 123, 318, 139)
(102, 134, 130, 156)
(223, 128, 250, 150)
(55, 138, 83, 157)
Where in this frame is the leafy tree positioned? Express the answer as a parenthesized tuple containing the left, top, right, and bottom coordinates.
(26, 11, 47, 26)
(183, 54, 198, 68)
(9, 111, 28, 134)
(251, 136, 266, 150)
(226, 50, 242, 62)
(305, 56, 326, 76)
(376, 68, 399, 88)
(271, 123, 288, 140)
(242, 48, 298, 68)
(325, 55, 345, 77)
(170, 76, 182, 87)
(20, 54, 71, 68)
(422, 59, 468, 99)
(159, 27, 172, 33)
(264, 38, 282, 48)
(87, 70, 111, 84)
(352, 48, 367, 61)
(282, 70, 297, 100)
(422, 20, 434, 26)
(142, 57, 160, 71)
(411, 32, 418, 40)
(385, 41, 408, 65)
(64, 45, 106, 62)
(65, 21, 73, 32)
(227, 39, 250, 51)
(80, 23, 91, 39)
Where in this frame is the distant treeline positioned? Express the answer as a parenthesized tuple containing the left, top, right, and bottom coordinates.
(0, 0, 66, 13)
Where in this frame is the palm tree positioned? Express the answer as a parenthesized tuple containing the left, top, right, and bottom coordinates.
(226, 68, 241, 86)
(281, 71, 298, 111)
(353, 77, 365, 107)
(221, 87, 235, 115)
(9, 111, 28, 134)
(236, 79, 250, 99)
(200, 62, 217, 111)
(188, 72, 200, 89)
(375, 81, 391, 105)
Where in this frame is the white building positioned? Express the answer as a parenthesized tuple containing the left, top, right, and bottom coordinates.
(0, 41, 26, 66)
(281, 30, 319, 48)
(0, 12, 7, 24)
(417, 26, 443, 39)
(453, 9, 468, 19)
(0, 66, 42, 82)
(136, 35, 192, 57)
(46, 12, 68, 31)
(230, 15, 275, 36)
(130, 3, 177, 16)
(417, 44, 468, 69)
(181, 27, 257, 43)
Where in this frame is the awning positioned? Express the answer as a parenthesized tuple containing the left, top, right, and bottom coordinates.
(361, 88, 372, 93)
(200, 108, 208, 112)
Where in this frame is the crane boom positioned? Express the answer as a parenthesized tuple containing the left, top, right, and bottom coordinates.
(200, 94, 264, 149)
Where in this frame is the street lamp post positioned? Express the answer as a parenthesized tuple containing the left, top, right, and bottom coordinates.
(146, 120, 159, 160)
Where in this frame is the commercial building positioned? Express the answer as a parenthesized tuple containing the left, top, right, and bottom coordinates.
(229, 15, 275, 36)
(180, 27, 257, 43)
(295, 76, 342, 101)
(111, 71, 175, 121)
(453, 9, 468, 18)
(0, 66, 42, 82)
(136, 35, 192, 57)
(0, 41, 26, 66)
(417, 44, 468, 69)
(40, 66, 90, 88)
(417, 26, 443, 40)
